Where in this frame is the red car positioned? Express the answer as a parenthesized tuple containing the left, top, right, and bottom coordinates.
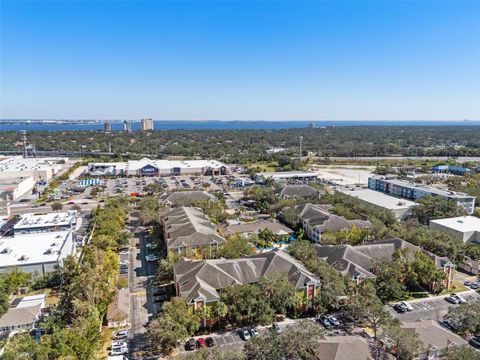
(197, 338, 207, 348)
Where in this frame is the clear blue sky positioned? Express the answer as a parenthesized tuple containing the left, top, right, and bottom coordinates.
(1, 1, 479, 121)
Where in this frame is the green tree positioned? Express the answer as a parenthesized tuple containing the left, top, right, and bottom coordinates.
(147, 297, 201, 355)
(255, 228, 277, 248)
(259, 273, 296, 314)
(218, 234, 254, 259)
(445, 300, 480, 336)
(385, 321, 423, 360)
(244, 321, 323, 360)
(139, 196, 161, 225)
(220, 284, 275, 327)
(412, 196, 466, 225)
(51, 201, 63, 211)
(441, 345, 480, 360)
(374, 257, 407, 302)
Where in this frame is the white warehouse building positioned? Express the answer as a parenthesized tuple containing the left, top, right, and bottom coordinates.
(86, 158, 230, 177)
(429, 216, 480, 243)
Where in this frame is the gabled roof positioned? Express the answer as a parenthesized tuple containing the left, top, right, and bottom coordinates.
(0, 304, 41, 328)
(317, 336, 374, 360)
(160, 191, 217, 206)
(315, 237, 451, 279)
(223, 220, 293, 236)
(401, 319, 467, 351)
(163, 207, 225, 250)
(174, 249, 320, 303)
(277, 185, 323, 199)
(297, 203, 371, 232)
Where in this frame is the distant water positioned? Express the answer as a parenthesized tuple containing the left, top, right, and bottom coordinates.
(0, 120, 479, 132)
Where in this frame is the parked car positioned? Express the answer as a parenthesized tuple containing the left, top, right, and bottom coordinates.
(250, 328, 260, 337)
(394, 303, 408, 313)
(187, 338, 196, 351)
(113, 330, 128, 340)
(145, 255, 159, 262)
(197, 338, 207, 348)
(153, 295, 168, 303)
(240, 329, 251, 341)
(470, 283, 480, 289)
(464, 281, 473, 287)
(327, 315, 340, 327)
(451, 293, 467, 304)
(205, 337, 215, 347)
(153, 288, 167, 296)
(445, 296, 460, 304)
(400, 301, 414, 311)
(272, 322, 283, 334)
(146, 242, 157, 249)
(119, 248, 129, 255)
(111, 341, 128, 348)
(441, 320, 458, 331)
(110, 347, 128, 356)
(318, 315, 332, 328)
(469, 337, 480, 349)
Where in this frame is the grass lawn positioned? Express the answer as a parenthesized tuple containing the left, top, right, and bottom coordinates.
(440, 281, 470, 295)
(248, 162, 278, 172)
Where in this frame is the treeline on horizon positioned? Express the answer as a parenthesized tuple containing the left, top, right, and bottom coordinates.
(1, 126, 479, 162)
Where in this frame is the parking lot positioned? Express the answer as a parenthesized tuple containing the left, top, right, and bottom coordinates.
(389, 291, 480, 322)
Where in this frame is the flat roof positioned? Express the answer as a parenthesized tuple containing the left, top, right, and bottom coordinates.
(370, 176, 474, 199)
(89, 158, 229, 171)
(337, 188, 418, 210)
(14, 211, 76, 230)
(0, 156, 67, 172)
(430, 216, 480, 233)
(0, 231, 72, 268)
(257, 171, 319, 179)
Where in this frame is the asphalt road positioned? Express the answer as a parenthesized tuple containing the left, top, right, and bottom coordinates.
(5, 201, 99, 215)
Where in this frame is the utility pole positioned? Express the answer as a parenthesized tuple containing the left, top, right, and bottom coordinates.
(299, 136, 303, 159)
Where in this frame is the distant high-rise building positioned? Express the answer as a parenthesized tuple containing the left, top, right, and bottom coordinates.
(140, 118, 154, 131)
(103, 121, 112, 132)
(123, 120, 132, 132)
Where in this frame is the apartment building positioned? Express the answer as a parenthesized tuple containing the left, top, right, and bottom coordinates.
(368, 175, 475, 214)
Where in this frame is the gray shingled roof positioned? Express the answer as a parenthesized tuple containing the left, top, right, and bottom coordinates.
(174, 250, 320, 303)
(401, 319, 467, 351)
(160, 191, 217, 206)
(315, 237, 451, 280)
(223, 220, 293, 236)
(163, 207, 225, 250)
(277, 185, 323, 199)
(298, 203, 371, 232)
(0, 304, 41, 328)
(316, 336, 374, 360)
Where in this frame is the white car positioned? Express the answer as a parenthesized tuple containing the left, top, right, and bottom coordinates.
(110, 346, 128, 356)
(145, 255, 159, 262)
(400, 301, 414, 311)
(452, 293, 467, 304)
(111, 341, 127, 348)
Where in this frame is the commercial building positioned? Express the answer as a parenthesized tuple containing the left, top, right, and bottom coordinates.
(103, 121, 112, 132)
(0, 294, 46, 334)
(122, 120, 132, 132)
(315, 237, 455, 289)
(162, 206, 226, 258)
(0, 156, 68, 181)
(13, 211, 77, 235)
(432, 164, 470, 175)
(429, 216, 480, 243)
(173, 250, 320, 317)
(336, 187, 418, 220)
(255, 171, 319, 182)
(297, 203, 371, 243)
(86, 158, 230, 177)
(368, 175, 476, 214)
(0, 176, 36, 201)
(0, 231, 75, 275)
(140, 118, 154, 131)
(400, 320, 467, 359)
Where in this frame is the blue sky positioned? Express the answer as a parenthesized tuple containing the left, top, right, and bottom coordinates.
(1, 1, 479, 121)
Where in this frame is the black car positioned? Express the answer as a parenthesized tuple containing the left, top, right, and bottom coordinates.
(187, 338, 196, 351)
(394, 304, 407, 313)
(469, 337, 480, 349)
(153, 288, 167, 296)
(205, 337, 215, 347)
(153, 295, 168, 303)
